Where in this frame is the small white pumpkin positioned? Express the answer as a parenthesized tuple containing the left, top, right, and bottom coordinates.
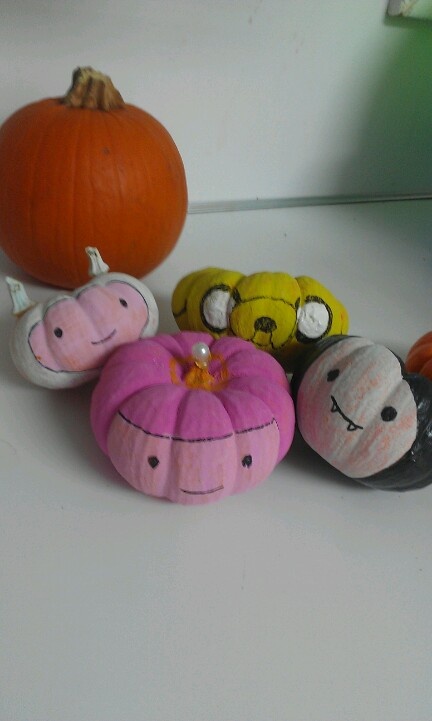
(7, 247, 159, 389)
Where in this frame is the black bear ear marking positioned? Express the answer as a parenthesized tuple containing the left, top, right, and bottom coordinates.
(148, 456, 159, 469)
(200, 284, 231, 332)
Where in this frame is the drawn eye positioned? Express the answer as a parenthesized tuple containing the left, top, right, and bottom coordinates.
(148, 456, 159, 468)
(200, 284, 231, 332)
(119, 298, 128, 308)
(381, 406, 397, 422)
(327, 369, 340, 382)
(242, 455, 252, 468)
(54, 327, 63, 338)
(296, 299, 332, 342)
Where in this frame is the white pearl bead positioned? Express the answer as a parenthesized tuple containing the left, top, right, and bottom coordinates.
(192, 341, 211, 368)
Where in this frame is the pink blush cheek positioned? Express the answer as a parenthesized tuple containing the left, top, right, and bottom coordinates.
(334, 406, 417, 478)
(296, 384, 377, 475)
(297, 380, 418, 479)
(296, 381, 330, 448)
(106, 415, 174, 500)
(28, 322, 63, 372)
(234, 421, 280, 494)
(29, 307, 102, 372)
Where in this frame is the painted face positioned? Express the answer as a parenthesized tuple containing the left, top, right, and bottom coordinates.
(104, 380, 283, 505)
(296, 337, 418, 478)
(228, 273, 300, 353)
(28, 281, 150, 373)
(106, 414, 280, 505)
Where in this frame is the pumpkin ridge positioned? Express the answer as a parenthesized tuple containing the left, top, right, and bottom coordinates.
(82, 114, 96, 252)
(124, 107, 187, 233)
(79, 284, 115, 344)
(111, 109, 184, 273)
(216, 385, 275, 431)
(24, 109, 63, 275)
(69, 109, 87, 286)
(101, 110, 126, 269)
(175, 385, 234, 443)
(26, 106, 81, 285)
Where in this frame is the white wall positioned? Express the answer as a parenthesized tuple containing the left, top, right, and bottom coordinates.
(1, 0, 431, 204)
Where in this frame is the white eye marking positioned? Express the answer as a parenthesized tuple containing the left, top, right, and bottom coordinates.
(297, 301, 330, 339)
(202, 288, 231, 331)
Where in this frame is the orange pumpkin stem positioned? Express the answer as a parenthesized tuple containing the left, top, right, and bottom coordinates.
(169, 353, 230, 391)
(184, 364, 218, 391)
(62, 67, 125, 111)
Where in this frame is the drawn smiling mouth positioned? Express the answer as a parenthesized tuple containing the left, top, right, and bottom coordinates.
(251, 332, 275, 349)
(250, 328, 287, 351)
(180, 485, 224, 495)
(91, 329, 117, 345)
(330, 395, 363, 432)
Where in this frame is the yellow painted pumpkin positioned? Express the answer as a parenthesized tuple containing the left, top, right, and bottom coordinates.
(172, 267, 349, 371)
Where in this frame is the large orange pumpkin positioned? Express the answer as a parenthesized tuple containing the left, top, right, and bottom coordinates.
(0, 67, 188, 288)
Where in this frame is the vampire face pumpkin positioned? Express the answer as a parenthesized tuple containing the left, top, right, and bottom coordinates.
(90, 332, 296, 505)
(291, 335, 432, 491)
(7, 247, 159, 389)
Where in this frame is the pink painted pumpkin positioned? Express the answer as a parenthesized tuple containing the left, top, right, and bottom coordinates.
(292, 335, 432, 490)
(91, 331, 295, 504)
(7, 247, 159, 388)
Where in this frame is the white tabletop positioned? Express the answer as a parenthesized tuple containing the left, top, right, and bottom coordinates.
(1, 200, 431, 721)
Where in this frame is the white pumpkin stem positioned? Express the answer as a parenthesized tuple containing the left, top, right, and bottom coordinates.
(6, 277, 36, 316)
(86, 247, 110, 277)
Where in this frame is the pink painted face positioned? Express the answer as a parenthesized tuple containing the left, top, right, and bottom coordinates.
(28, 281, 150, 373)
(106, 402, 281, 505)
(296, 337, 418, 478)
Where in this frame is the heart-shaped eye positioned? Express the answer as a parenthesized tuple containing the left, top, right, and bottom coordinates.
(200, 285, 231, 332)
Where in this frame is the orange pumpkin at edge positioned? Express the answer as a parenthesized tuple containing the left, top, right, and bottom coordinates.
(406, 332, 432, 381)
(0, 67, 188, 288)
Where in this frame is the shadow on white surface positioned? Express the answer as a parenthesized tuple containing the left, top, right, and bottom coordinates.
(280, 431, 370, 494)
